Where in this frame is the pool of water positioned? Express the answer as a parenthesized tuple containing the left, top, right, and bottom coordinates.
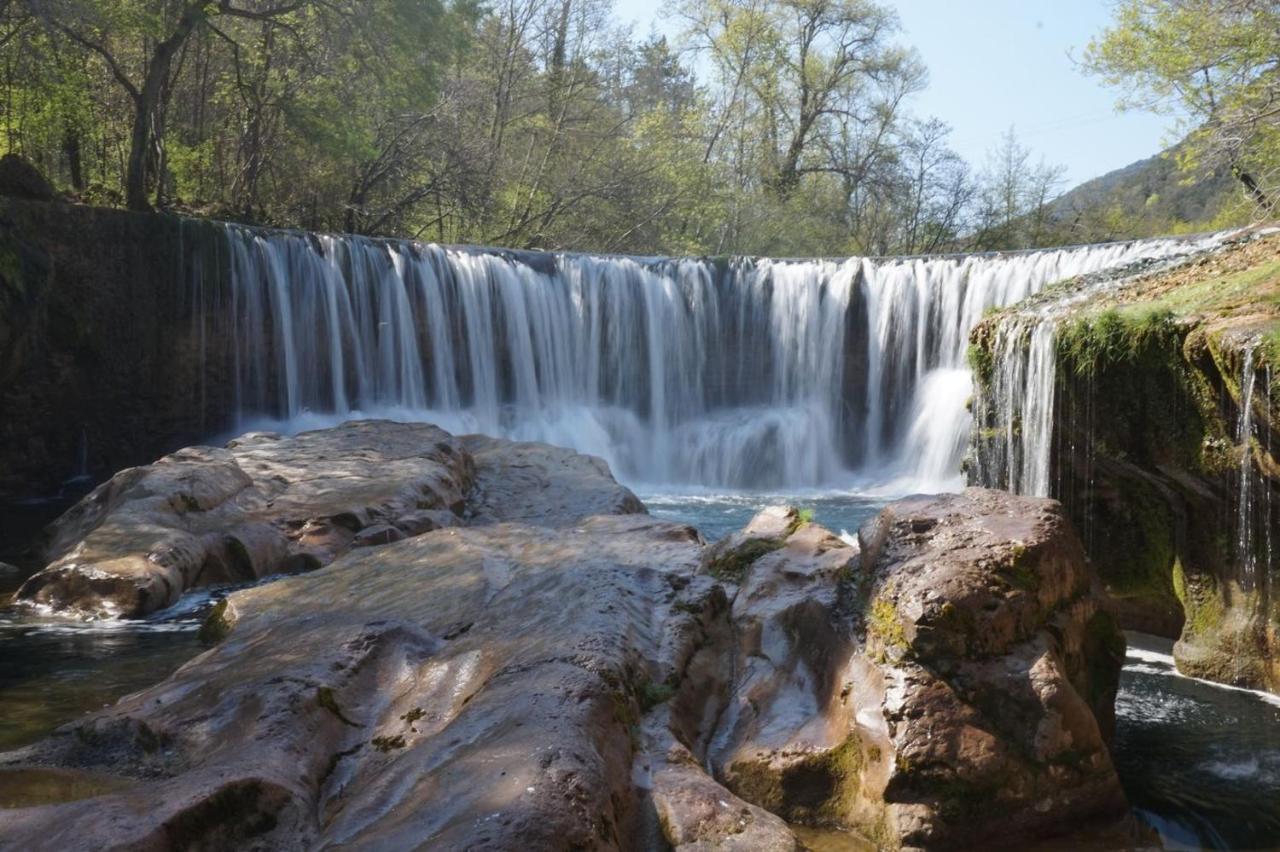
(0, 586, 241, 751)
(640, 489, 888, 543)
(1116, 633, 1280, 850)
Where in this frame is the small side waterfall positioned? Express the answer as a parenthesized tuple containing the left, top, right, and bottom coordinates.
(1235, 342, 1276, 592)
(1238, 344, 1259, 590)
(213, 227, 1225, 490)
(977, 319, 1059, 496)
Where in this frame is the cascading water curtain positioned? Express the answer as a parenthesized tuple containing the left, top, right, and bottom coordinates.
(1236, 341, 1277, 593)
(216, 225, 1230, 491)
(970, 234, 1239, 499)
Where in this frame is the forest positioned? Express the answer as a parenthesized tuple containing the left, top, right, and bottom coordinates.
(0, 0, 1274, 256)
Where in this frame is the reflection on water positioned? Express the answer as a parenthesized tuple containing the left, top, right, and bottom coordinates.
(0, 585, 239, 751)
(1116, 633, 1280, 851)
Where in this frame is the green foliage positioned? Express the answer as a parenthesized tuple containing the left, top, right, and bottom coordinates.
(0, 0, 1236, 251)
(1084, 0, 1280, 217)
(637, 680, 676, 712)
(1059, 308, 1182, 377)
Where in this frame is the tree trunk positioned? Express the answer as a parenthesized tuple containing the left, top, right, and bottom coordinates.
(62, 127, 83, 191)
(1234, 165, 1271, 211)
(124, 4, 208, 210)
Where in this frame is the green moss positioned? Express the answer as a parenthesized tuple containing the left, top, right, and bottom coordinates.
(868, 593, 908, 654)
(1060, 308, 1183, 379)
(1182, 575, 1229, 640)
(1091, 477, 1180, 601)
(706, 537, 785, 583)
(316, 687, 359, 727)
(796, 507, 816, 526)
(1171, 558, 1188, 605)
(967, 342, 994, 388)
(727, 735, 866, 825)
(198, 599, 234, 645)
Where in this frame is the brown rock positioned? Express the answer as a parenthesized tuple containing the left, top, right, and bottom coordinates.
(0, 476, 1128, 851)
(461, 434, 646, 526)
(708, 492, 1127, 850)
(0, 155, 54, 202)
(394, 508, 461, 536)
(0, 513, 705, 850)
(351, 523, 405, 548)
(16, 421, 474, 618)
(641, 709, 799, 851)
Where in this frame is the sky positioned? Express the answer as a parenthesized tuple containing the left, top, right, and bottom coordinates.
(617, 0, 1181, 188)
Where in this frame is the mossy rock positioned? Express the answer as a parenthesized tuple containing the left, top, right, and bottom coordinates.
(198, 599, 235, 645)
(705, 537, 785, 583)
(726, 735, 867, 826)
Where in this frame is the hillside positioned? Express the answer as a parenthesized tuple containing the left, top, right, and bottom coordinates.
(1048, 144, 1242, 242)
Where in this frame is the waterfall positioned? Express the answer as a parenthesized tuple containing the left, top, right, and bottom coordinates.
(970, 234, 1236, 498)
(217, 226, 1227, 490)
(1237, 342, 1267, 592)
(978, 319, 1059, 496)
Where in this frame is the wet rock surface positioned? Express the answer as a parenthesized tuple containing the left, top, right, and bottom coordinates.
(14, 421, 478, 618)
(845, 489, 1128, 848)
(0, 429, 1127, 850)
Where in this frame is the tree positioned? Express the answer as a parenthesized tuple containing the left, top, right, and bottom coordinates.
(677, 0, 923, 200)
(894, 118, 974, 254)
(29, 0, 320, 210)
(1083, 0, 1280, 213)
(971, 127, 1066, 250)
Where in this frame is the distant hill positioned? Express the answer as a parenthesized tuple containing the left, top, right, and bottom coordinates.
(1048, 145, 1242, 242)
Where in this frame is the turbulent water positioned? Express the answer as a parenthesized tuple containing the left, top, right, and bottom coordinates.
(1117, 634, 1280, 849)
(217, 229, 1223, 492)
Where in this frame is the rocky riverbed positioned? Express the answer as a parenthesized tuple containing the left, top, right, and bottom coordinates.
(0, 421, 1137, 850)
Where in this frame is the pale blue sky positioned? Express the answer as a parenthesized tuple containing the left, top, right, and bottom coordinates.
(617, 0, 1179, 187)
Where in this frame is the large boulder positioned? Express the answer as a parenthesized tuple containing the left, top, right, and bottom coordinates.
(0, 155, 54, 202)
(0, 516, 705, 849)
(14, 420, 651, 620)
(15, 420, 478, 618)
(460, 433, 646, 525)
(705, 490, 1128, 850)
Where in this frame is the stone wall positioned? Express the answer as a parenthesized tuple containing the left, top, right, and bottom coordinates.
(0, 198, 234, 520)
